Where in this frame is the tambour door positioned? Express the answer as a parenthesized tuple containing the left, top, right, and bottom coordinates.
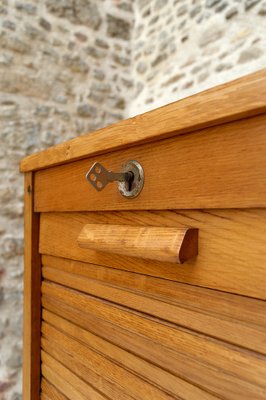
(38, 209, 266, 400)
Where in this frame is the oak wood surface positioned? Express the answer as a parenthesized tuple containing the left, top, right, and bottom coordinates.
(39, 209, 266, 299)
(42, 255, 266, 329)
(42, 265, 266, 354)
(41, 281, 266, 399)
(41, 379, 69, 400)
(41, 352, 108, 400)
(34, 114, 266, 211)
(42, 322, 175, 400)
(23, 172, 41, 400)
(77, 224, 198, 264)
(42, 310, 218, 400)
(20, 69, 266, 172)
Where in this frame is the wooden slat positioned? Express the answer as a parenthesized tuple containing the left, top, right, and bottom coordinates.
(41, 378, 69, 400)
(42, 255, 266, 329)
(41, 281, 266, 399)
(41, 352, 108, 400)
(77, 224, 198, 264)
(42, 310, 218, 400)
(42, 322, 175, 400)
(42, 265, 266, 354)
(20, 69, 266, 172)
(23, 172, 41, 400)
(34, 114, 266, 211)
(39, 209, 266, 299)
(42, 337, 137, 400)
(42, 295, 265, 400)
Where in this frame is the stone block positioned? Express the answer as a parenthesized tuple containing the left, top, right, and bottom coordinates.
(107, 14, 131, 40)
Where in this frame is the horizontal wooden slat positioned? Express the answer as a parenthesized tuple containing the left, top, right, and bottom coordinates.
(41, 281, 266, 399)
(39, 209, 266, 299)
(42, 322, 175, 400)
(42, 310, 218, 400)
(42, 338, 136, 400)
(42, 265, 266, 354)
(42, 295, 266, 400)
(42, 255, 266, 329)
(41, 378, 69, 400)
(20, 69, 266, 172)
(41, 352, 108, 400)
(34, 114, 266, 211)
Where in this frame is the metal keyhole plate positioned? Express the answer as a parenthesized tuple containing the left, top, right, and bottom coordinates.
(118, 160, 144, 199)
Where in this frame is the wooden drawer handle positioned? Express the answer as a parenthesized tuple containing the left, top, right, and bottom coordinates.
(77, 224, 198, 264)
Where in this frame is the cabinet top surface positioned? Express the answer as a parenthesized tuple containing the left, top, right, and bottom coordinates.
(20, 69, 266, 173)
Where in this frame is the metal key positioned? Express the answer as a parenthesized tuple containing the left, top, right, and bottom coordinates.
(86, 162, 133, 192)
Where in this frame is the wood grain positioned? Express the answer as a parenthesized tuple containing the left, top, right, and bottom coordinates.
(39, 209, 266, 299)
(42, 310, 217, 400)
(42, 322, 175, 400)
(42, 254, 266, 329)
(23, 172, 41, 400)
(41, 379, 69, 400)
(20, 69, 266, 172)
(42, 337, 137, 400)
(41, 282, 266, 399)
(34, 114, 266, 211)
(42, 265, 266, 354)
(77, 224, 198, 264)
(41, 351, 108, 400)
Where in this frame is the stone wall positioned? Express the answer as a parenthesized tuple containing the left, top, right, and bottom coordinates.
(129, 0, 266, 116)
(0, 1, 133, 399)
(0, 0, 266, 399)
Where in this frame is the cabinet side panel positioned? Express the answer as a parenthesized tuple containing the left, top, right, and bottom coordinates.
(23, 172, 41, 400)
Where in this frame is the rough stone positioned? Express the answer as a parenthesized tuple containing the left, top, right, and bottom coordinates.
(15, 2, 37, 15)
(2, 20, 16, 30)
(198, 25, 224, 47)
(245, 0, 261, 10)
(74, 32, 88, 42)
(258, 2, 266, 15)
(77, 103, 97, 118)
(190, 5, 202, 18)
(225, 6, 238, 19)
(63, 54, 89, 73)
(107, 14, 131, 40)
(86, 46, 106, 59)
(46, 0, 102, 29)
(238, 46, 263, 62)
(177, 5, 188, 16)
(39, 17, 51, 31)
(206, 0, 222, 7)
(136, 61, 148, 74)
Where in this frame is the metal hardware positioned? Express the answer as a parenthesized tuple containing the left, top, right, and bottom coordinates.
(86, 160, 144, 198)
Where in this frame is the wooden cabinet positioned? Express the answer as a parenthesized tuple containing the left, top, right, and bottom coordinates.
(21, 69, 266, 400)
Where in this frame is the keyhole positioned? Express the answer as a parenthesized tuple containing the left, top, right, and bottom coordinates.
(126, 171, 134, 192)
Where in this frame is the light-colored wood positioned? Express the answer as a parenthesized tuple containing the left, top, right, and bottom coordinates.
(42, 322, 175, 400)
(41, 379, 69, 400)
(23, 172, 41, 400)
(42, 310, 218, 400)
(39, 209, 266, 299)
(20, 69, 266, 172)
(41, 352, 108, 400)
(42, 295, 265, 400)
(77, 224, 198, 264)
(42, 265, 266, 354)
(42, 282, 266, 399)
(42, 254, 266, 329)
(34, 114, 266, 211)
(42, 337, 138, 400)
